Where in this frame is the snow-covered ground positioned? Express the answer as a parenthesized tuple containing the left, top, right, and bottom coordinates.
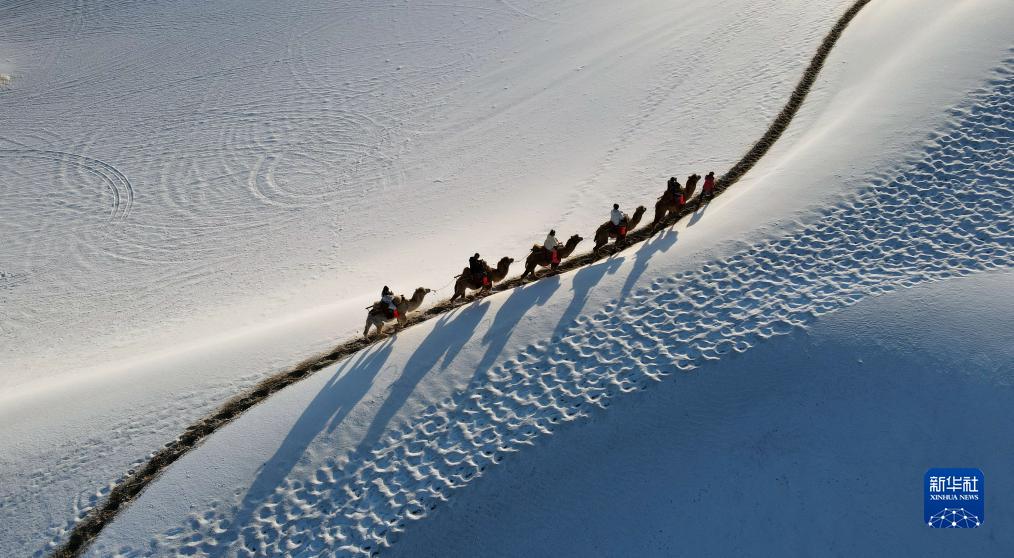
(2, 0, 1012, 555)
(83, 0, 1014, 554)
(4, 0, 856, 553)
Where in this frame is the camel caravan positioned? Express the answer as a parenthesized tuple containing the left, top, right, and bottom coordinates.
(364, 173, 715, 338)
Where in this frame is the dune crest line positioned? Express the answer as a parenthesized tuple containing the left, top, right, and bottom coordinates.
(52, 1, 872, 556)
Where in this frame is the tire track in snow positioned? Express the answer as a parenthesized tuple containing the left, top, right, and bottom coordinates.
(136, 52, 1012, 557)
(51, 1, 877, 555)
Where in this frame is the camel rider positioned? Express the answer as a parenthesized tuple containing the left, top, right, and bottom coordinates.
(666, 176, 681, 202)
(611, 204, 627, 238)
(380, 286, 398, 318)
(701, 171, 716, 203)
(543, 229, 560, 264)
(469, 252, 489, 286)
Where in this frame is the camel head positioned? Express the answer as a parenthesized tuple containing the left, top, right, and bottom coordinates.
(400, 287, 432, 310)
(497, 256, 514, 269)
(628, 205, 647, 228)
(566, 234, 583, 247)
(411, 287, 432, 299)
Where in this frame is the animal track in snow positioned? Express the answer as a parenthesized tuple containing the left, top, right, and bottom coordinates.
(101, 57, 1012, 558)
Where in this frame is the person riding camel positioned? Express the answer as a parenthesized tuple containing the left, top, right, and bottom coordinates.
(543, 229, 560, 265)
(611, 204, 627, 239)
(701, 171, 716, 204)
(665, 176, 682, 203)
(469, 252, 489, 286)
(380, 285, 398, 318)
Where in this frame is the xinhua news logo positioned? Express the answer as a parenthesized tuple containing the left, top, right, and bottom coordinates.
(925, 468, 984, 528)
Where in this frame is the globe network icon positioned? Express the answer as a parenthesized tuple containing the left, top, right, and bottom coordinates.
(927, 508, 980, 528)
(924, 468, 984, 528)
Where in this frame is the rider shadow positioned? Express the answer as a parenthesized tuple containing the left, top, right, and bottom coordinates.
(687, 199, 710, 227)
(551, 257, 623, 342)
(347, 301, 491, 464)
(619, 228, 679, 303)
(219, 338, 395, 550)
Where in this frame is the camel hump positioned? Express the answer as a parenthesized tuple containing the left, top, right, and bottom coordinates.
(531, 243, 543, 252)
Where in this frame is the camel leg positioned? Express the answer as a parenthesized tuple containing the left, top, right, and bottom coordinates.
(651, 208, 664, 232)
(364, 318, 380, 339)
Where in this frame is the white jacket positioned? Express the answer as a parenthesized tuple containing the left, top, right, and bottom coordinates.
(543, 234, 559, 251)
(381, 293, 396, 309)
(610, 208, 624, 226)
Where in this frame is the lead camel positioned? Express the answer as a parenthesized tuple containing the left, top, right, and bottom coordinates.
(363, 287, 433, 338)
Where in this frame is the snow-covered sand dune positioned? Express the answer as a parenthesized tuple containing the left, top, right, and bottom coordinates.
(3, 0, 1012, 555)
(4, 0, 865, 554)
(86, 8, 1012, 555)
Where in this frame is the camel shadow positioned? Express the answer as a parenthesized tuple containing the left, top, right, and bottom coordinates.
(551, 258, 623, 342)
(462, 276, 562, 392)
(619, 228, 679, 303)
(348, 301, 492, 461)
(216, 339, 395, 551)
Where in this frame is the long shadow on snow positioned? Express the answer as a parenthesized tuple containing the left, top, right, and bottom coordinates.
(481, 277, 560, 361)
(686, 200, 710, 227)
(459, 277, 562, 395)
(348, 302, 492, 464)
(213, 339, 395, 553)
(550, 258, 623, 343)
(619, 228, 679, 303)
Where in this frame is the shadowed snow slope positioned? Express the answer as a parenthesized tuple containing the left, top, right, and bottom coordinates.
(88, 10, 1011, 556)
(389, 270, 1014, 557)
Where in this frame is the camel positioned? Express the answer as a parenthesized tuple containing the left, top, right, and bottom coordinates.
(450, 256, 514, 302)
(363, 287, 432, 338)
(593, 205, 646, 252)
(520, 234, 583, 280)
(684, 173, 701, 201)
(650, 190, 684, 231)
(651, 174, 703, 230)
